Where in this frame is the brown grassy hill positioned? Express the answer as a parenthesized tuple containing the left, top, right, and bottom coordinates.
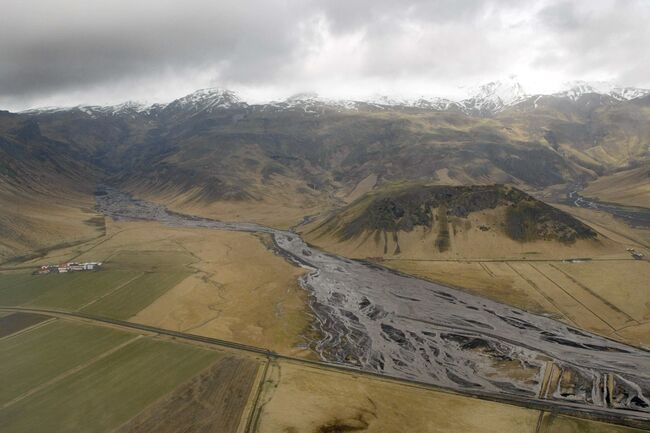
(582, 163, 650, 208)
(303, 184, 617, 260)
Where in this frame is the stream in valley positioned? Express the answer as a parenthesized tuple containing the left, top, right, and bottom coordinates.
(96, 188, 650, 420)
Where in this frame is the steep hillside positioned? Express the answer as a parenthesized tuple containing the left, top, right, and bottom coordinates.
(303, 184, 614, 260)
(582, 163, 650, 208)
(0, 111, 104, 262)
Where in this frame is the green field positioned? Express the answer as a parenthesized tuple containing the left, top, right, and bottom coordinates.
(0, 327, 220, 433)
(0, 271, 139, 308)
(102, 250, 195, 272)
(81, 271, 190, 319)
(0, 320, 134, 405)
(0, 273, 38, 290)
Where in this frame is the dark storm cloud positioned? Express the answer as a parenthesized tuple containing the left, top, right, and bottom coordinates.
(0, 1, 302, 98)
(1, 0, 649, 110)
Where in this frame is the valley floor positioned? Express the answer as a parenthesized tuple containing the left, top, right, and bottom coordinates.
(1, 190, 649, 432)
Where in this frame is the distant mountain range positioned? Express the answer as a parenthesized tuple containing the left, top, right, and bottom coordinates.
(19, 79, 650, 117)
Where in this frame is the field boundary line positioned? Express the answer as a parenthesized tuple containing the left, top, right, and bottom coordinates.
(505, 263, 578, 327)
(1, 335, 142, 410)
(479, 262, 496, 278)
(77, 271, 145, 311)
(529, 264, 615, 332)
(547, 264, 637, 326)
(534, 411, 545, 433)
(242, 357, 271, 433)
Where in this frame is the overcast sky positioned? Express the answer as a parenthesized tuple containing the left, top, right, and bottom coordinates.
(1, 0, 649, 110)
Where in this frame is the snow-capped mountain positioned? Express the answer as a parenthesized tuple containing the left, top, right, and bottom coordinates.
(17, 79, 650, 118)
(364, 94, 458, 111)
(460, 79, 528, 113)
(266, 92, 360, 112)
(163, 88, 245, 114)
(555, 81, 650, 101)
(361, 79, 528, 114)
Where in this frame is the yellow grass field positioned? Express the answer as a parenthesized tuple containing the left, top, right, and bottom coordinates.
(255, 361, 542, 433)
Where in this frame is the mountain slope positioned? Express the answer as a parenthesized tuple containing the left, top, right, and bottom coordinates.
(582, 163, 650, 208)
(0, 82, 648, 232)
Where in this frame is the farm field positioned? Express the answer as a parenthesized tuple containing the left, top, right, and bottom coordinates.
(0, 320, 134, 406)
(0, 270, 139, 309)
(0, 320, 226, 433)
(539, 413, 647, 433)
(0, 312, 50, 337)
(80, 271, 190, 319)
(1, 218, 312, 356)
(115, 353, 261, 433)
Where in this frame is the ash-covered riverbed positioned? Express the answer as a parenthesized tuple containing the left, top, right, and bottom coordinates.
(96, 188, 650, 419)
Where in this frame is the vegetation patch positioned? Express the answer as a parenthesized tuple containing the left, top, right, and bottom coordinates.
(505, 200, 597, 242)
(317, 184, 596, 244)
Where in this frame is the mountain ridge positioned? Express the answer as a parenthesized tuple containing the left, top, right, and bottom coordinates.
(16, 80, 650, 117)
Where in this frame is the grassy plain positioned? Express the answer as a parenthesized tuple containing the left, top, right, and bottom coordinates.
(133, 175, 332, 229)
(7, 217, 313, 356)
(0, 335, 220, 433)
(118, 224, 312, 356)
(581, 165, 650, 208)
(0, 270, 139, 308)
(26, 271, 140, 310)
(539, 413, 647, 433)
(255, 361, 541, 433)
(0, 320, 133, 405)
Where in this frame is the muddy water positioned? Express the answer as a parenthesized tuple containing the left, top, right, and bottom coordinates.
(96, 189, 650, 417)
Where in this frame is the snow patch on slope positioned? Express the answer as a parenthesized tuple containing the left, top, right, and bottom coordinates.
(556, 81, 650, 101)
